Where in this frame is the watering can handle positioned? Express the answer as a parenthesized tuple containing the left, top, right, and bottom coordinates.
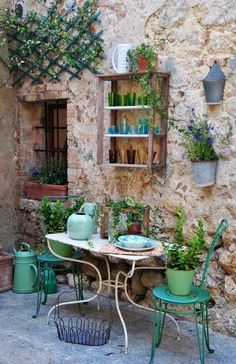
(21, 242, 31, 251)
(30, 264, 38, 288)
(112, 46, 118, 73)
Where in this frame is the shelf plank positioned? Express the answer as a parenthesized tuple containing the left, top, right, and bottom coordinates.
(97, 72, 170, 81)
(104, 105, 150, 110)
(103, 163, 164, 169)
(105, 133, 149, 138)
(104, 132, 166, 138)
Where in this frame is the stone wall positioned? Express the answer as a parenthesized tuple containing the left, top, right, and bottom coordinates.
(0, 1, 16, 251)
(14, 0, 236, 335)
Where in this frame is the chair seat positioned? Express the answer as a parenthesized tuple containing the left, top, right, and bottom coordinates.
(153, 284, 211, 305)
(37, 250, 83, 263)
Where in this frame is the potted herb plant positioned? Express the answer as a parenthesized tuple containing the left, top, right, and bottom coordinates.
(25, 160, 68, 200)
(163, 207, 206, 296)
(127, 43, 157, 73)
(169, 110, 221, 187)
(127, 42, 167, 131)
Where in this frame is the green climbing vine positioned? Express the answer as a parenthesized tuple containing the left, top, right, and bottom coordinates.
(0, 0, 104, 84)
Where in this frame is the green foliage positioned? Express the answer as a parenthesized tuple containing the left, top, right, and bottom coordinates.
(127, 43, 167, 128)
(107, 197, 147, 239)
(29, 160, 67, 185)
(127, 43, 157, 73)
(169, 110, 219, 161)
(163, 206, 206, 270)
(0, 0, 103, 83)
(39, 196, 85, 234)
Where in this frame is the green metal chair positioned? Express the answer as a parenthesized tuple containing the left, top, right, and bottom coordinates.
(32, 195, 84, 318)
(149, 219, 228, 364)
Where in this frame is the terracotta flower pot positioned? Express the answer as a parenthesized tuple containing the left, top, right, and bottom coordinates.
(127, 221, 142, 235)
(0, 252, 13, 292)
(137, 54, 157, 73)
(25, 181, 68, 200)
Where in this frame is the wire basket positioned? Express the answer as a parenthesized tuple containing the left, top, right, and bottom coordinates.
(54, 289, 112, 346)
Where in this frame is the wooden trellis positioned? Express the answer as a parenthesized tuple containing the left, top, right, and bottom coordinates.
(7, 1, 103, 85)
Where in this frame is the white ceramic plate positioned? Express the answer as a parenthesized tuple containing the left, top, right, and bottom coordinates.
(115, 241, 155, 251)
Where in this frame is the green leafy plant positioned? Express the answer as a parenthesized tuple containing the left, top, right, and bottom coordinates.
(106, 197, 147, 239)
(29, 160, 67, 185)
(127, 42, 167, 129)
(39, 196, 85, 234)
(127, 43, 157, 73)
(0, 0, 103, 84)
(169, 110, 219, 161)
(163, 207, 206, 270)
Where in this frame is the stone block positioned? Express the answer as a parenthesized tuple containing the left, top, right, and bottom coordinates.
(224, 275, 236, 303)
(141, 270, 165, 290)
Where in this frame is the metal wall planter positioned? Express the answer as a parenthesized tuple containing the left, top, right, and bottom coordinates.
(203, 61, 226, 105)
(191, 160, 218, 187)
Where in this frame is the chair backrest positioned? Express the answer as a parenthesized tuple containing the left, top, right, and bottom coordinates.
(200, 219, 228, 289)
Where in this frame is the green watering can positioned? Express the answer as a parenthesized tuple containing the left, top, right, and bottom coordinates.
(12, 242, 38, 294)
(42, 265, 57, 294)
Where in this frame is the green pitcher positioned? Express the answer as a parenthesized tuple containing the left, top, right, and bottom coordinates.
(79, 202, 99, 234)
(12, 242, 38, 293)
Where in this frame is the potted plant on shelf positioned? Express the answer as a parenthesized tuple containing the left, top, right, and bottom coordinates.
(127, 43, 157, 73)
(163, 206, 206, 296)
(100, 197, 150, 241)
(25, 160, 68, 200)
(127, 42, 167, 131)
(169, 110, 221, 187)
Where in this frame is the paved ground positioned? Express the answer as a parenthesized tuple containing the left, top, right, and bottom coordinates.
(0, 286, 236, 364)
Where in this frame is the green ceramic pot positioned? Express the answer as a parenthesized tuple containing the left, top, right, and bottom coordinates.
(67, 212, 93, 240)
(49, 239, 73, 257)
(79, 203, 99, 234)
(166, 268, 195, 296)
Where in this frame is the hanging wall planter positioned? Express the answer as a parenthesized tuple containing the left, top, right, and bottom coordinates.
(191, 160, 218, 187)
(203, 61, 226, 105)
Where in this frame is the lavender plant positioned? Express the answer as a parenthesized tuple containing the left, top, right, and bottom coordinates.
(169, 109, 219, 161)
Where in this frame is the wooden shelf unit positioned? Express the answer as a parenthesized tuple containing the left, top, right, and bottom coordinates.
(97, 72, 170, 169)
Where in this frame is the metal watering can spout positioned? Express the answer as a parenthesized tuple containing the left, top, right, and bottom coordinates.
(12, 241, 38, 294)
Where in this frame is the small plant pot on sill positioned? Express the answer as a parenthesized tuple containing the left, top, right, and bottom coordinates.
(191, 160, 218, 187)
(0, 251, 13, 292)
(166, 268, 195, 296)
(25, 181, 68, 200)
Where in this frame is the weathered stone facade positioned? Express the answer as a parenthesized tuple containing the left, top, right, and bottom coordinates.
(0, 0, 16, 251)
(2, 0, 236, 335)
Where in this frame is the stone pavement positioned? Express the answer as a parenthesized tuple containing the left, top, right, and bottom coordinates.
(0, 286, 236, 364)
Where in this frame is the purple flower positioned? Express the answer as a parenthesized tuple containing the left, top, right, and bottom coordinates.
(207, 137, 213, 144)
(197, 128, 201, 133)
(188, 125, 193, 131)
(203, 113, 208, 118)
(205, 124, 210, 131)
(189, 119, 194, 124)
(194, 135, 204, 141)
